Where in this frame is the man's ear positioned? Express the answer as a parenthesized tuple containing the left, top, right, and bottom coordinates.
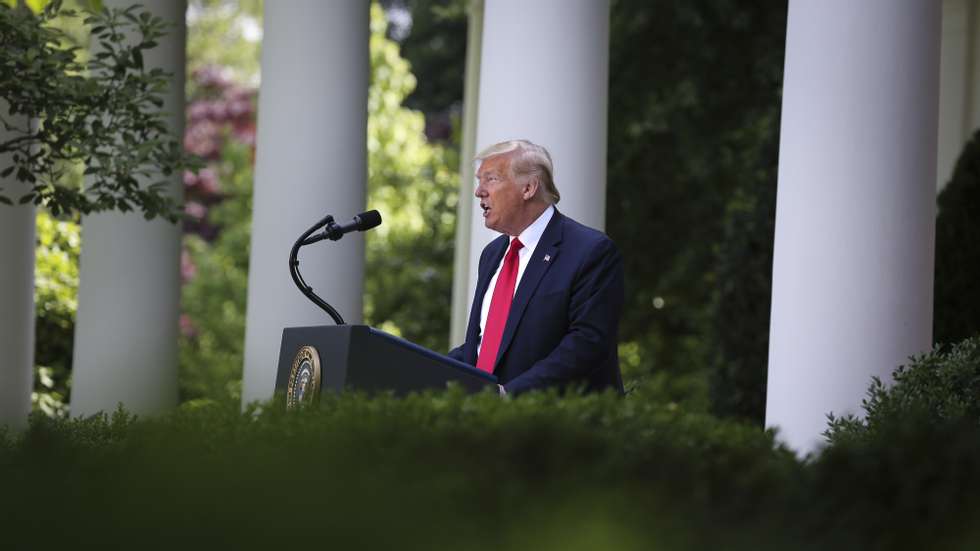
(522, 177, 540, 200)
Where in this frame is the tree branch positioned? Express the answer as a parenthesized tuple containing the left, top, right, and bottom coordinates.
(0, 133, 40, 153)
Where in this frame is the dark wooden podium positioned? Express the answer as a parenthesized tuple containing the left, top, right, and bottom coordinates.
(275, 325, 496, 406)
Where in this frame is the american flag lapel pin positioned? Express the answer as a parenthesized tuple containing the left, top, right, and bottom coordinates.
(543, 254, 551, 263)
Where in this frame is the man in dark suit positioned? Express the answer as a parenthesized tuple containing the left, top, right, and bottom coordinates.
(448, 140, 624, 396)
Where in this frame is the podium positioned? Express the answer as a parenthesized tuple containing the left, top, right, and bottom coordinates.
(275, 325, 496, 407)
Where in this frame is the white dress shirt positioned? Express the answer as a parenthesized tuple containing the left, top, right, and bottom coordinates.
(478, 205, 555, 338)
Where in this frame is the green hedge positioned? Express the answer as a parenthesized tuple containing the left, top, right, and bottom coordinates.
(935, 129, 980, 344)
(826, 336, 980, 443)
(3, 342, 980, 550)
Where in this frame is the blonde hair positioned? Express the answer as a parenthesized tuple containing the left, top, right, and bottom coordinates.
(475, 139, 560, 204)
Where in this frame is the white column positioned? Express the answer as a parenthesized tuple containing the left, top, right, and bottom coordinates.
(449, 0, 484, 347)
(766, 0, 941, 453)
(241, 1, 369, 406)
(71, 0, 186, 416)
(465, 0, 609, 310)
(0, 104, 35, 428)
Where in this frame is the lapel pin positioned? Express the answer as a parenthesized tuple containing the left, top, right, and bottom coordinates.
(543, 254, 551, 263)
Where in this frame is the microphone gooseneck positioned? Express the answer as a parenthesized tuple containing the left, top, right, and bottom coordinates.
(289, 209, 383, 324)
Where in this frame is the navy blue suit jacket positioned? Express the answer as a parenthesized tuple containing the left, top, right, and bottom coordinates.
(448, 210, 625, 395)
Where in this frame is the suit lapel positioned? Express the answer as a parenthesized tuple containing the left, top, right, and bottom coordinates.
(477, 237, 508, 305)
(494, 212, 564, 368)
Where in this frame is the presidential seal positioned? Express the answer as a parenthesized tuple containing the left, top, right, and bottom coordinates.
(286, 345, 321, 410)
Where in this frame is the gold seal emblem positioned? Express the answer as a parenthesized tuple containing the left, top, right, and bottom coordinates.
(286, 345, 321, 410)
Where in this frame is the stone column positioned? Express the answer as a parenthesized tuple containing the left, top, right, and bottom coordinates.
(464, 0, 609, 313)
(0, 104, 35, 428)
(766, 0, 941, 453)
(240, 1, 369, 406)
(71, 0, 186, 416)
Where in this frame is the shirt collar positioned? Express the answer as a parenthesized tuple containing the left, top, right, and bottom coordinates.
(515, 205, 554, 252)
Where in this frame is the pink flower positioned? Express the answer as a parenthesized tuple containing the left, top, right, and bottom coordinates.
(184, 201, 207, 221)
(193, 65, 231, 90)
(179, 314, 198, 338)
(183, 170, 198, 188)
(188, 102, 210, 122)
(180, 249, 197, 282)
(196, 168, 220, 195)
(206, 102, 228, 121)
(184, 120, 222, 158)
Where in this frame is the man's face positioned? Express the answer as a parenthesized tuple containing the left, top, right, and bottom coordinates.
(475, 154, 526, 235)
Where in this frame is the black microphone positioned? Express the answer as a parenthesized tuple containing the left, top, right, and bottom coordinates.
(301, 210, 382, 245)
(289, 209, 383, 324)
(335, 209, 382, 235)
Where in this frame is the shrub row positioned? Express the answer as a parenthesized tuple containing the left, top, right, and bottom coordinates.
(3, 339, 980, 550)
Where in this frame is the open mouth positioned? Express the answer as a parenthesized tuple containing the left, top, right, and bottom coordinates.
(481, 203, 490, 217)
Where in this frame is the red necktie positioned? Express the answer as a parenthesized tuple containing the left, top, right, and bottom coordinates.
(476, 238, 524, 373)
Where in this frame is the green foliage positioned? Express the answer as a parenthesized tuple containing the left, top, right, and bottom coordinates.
(605, 0, 786, 389)
(0, 0, 195, 220)
(619, 341, 710, 412)
(707, 176, 777, 424)
(935, 129, 980, 345)
(825, 336, 980, 445)
(813, 415, 980, 550)
(384, 0, 469, 138)
(364, 3, 460, 351)
(185, 0, 262, 94)
(33, 210, 80, 417)
(4, 386, 980, 549)
(815, 337, 980, 549)
(159, 0, 261, 403)
(178, 141, 252, 403)
(0, 389, 797, 550)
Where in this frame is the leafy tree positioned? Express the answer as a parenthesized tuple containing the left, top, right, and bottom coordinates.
(380, 0, 468, 141)
(606, 0, 786, 399)
(0, 0, 194, 220)
(706, 179, 776, 424)
(185, 0, 262, 94)
(364, 4, 460, 352)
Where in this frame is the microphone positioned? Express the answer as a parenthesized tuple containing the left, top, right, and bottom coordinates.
(335, 209, 382, 235)
(302, 210, 382, 245)
(289, 209, 383, 325)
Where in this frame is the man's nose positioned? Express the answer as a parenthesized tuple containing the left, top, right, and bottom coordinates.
(474, 181, 486, 197)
